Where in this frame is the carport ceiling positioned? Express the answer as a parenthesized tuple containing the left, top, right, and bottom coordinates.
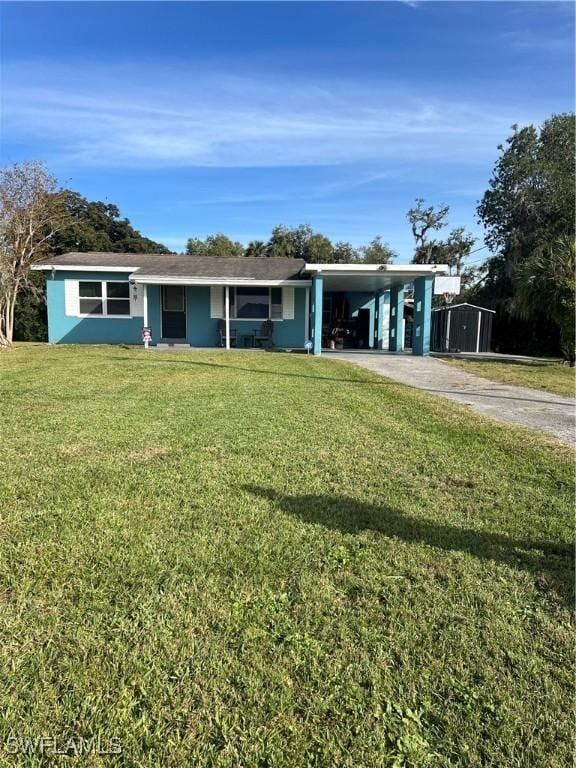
(303, 264, 449, 293)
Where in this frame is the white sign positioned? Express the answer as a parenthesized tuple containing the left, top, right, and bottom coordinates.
(434, 276, 461, 295)
(141, 327, 152, 349)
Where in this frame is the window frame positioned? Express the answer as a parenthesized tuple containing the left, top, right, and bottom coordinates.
(77, 280, 132, 319)
(231, 287, 284, 321)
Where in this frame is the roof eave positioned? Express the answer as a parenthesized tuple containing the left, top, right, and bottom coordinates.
(303, 263, 450, 276)
(31, 264, 136, 272)
(130, 274, 311, 286)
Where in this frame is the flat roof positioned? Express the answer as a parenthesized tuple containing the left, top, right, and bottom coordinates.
(303, 262, 449, 292)
(303, 263, 448, 274)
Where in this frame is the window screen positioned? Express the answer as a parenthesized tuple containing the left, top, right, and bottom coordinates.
(106, 282, 130, 315)
(79, 281, 103, 315)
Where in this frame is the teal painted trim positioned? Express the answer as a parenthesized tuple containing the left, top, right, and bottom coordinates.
(412, 276, 433, 356)
(389, 285, 404, 352)
(312, 275, 323, 355)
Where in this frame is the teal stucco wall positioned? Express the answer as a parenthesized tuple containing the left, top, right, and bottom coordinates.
(345, 292, 376, 349)
(46, 272, 308, 348)
(46, 271, 143, 344)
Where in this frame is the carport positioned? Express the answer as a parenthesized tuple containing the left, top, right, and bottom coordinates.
(303, 263, 448, 356)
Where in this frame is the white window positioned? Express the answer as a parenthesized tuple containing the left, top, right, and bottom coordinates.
(78, 281, 131, 317)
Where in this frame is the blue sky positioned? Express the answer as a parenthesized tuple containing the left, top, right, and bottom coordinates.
(1, 1, 574, 261)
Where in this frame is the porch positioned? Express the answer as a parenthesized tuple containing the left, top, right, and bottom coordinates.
(135, 281, 310, 349)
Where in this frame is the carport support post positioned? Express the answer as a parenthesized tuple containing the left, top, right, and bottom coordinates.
(376, 291, 385, 349)
(312, 274, 323, 356)
(412, 276, 433, 356)
(389, 285, 404, 352)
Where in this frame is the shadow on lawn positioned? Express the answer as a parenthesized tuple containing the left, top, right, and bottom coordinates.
(425, 389, 572, 407)
(116, 357, 572, 405)
(114, 356, 377, 386)
(246, 485, 574, 608)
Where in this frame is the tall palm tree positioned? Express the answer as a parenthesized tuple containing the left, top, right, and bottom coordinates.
(244, 240, 266, 258)
(514, 236, 575, 364)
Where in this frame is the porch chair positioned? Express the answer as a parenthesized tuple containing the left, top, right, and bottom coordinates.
(217, 319, 237, 347)
(255, 320, 274, 349)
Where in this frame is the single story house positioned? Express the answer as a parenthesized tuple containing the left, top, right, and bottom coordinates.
(33, 252, 449, 355)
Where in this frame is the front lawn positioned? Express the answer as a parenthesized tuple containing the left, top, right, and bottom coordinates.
(0, 345, 573, 767)
(440, 356, 575, 398)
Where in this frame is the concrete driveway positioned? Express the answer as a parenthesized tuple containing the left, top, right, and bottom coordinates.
(326, 352, 575, 447)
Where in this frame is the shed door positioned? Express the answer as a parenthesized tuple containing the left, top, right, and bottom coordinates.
(449, 309, 479, 353)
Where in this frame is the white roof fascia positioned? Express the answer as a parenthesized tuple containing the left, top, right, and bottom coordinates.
(303, 263, 449, 275)
(130, 275, 311, 287)
(32, 264, 135, 272)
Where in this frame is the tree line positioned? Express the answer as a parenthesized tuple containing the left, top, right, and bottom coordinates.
(1, 112, 574, 358)
(473, 113, 574, 361)
(185, 203, 480, 290)
(186, 226, 396, 264)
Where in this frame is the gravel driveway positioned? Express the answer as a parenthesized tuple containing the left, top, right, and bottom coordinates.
(326, 352, 575, 447)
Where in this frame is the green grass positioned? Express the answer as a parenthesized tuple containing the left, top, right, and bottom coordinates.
(0, 344, 573, 767)
(440, 357, 575, 398)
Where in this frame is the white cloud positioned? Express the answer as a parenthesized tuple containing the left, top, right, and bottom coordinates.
(2, 61, 547, 170)
(498, 28, 574, 53)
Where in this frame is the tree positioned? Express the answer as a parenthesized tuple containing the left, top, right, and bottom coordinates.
(50, 190, 170, 254)
(305, 233, 333, 263)
(475, 114, 575, 356)
(245, 240, 266, 257)
(407, 197, 476, 296)
(412, 226, 476, 274)
(458, 264, 482, 295)
(513, 237, 575, 364)
(359, 236, 396, 264)
(186, 233, 244, 258)
(264, 225, 292, 258)
(13, 188, 170, 342)
(407, 198, 450, 262)
(0, 162, 68, 347)
(255, 225, 397, 264)
(478, 115, 574, 277)
(13, 271, 47, 342)
(185, 238, 205, 256)
(265, 224, 313, 259)
(332, 241, 359, 264)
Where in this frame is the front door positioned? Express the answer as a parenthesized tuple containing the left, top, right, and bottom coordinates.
(161, 286, 187, 340)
